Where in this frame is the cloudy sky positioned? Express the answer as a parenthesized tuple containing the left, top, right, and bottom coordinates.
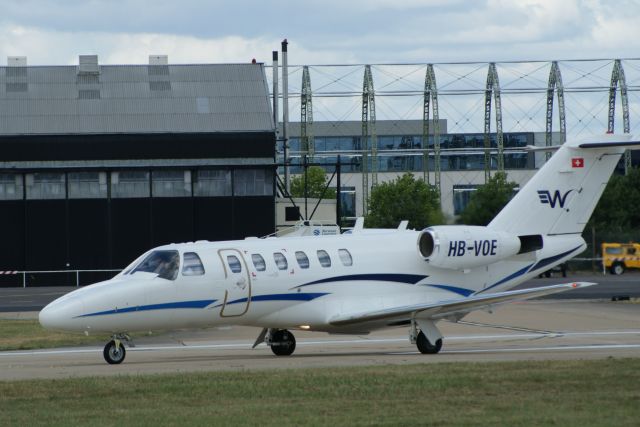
(0, 0, 638, 66)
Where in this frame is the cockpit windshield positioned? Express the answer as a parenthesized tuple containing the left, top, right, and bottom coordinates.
(130, 250, 179, 280)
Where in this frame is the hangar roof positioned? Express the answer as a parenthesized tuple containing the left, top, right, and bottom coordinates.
(0, 62, 274, 135)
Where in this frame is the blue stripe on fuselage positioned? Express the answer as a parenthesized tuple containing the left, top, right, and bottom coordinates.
(427, 284, 474, 297)
(76, 299, 217, 318)
(475, 264, 534, 295)
(529, 245, 583, 272)
(221, 292, 329, 306)
(293, 273, 427, 289)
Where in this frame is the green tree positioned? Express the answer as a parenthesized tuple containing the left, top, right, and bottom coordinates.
(290, 166, 336, 199)
(458, 172, 517, 226)
(591, 167, 640, 232)
(365, 173, 444, 229)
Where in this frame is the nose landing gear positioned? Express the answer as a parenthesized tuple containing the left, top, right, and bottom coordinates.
(103, 334, 133, 364)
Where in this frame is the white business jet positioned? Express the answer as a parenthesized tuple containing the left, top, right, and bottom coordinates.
(40, 134, 640, 364)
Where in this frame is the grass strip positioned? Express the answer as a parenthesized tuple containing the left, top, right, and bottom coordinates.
(1, 358, 639, 426)
(0, 319, 108, 351)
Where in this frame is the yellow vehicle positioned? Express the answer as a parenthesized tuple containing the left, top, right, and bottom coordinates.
(602, 242, 640, 275)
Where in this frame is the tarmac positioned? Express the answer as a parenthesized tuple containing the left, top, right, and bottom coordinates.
(1, 299, 639, 381)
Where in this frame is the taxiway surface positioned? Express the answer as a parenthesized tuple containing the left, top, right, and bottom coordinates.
(1, 300, 638, 381)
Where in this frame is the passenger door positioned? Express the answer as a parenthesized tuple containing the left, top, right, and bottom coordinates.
(217, 249, 251, 317)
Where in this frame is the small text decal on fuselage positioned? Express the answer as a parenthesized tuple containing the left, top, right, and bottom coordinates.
(448, 240, 497, 257)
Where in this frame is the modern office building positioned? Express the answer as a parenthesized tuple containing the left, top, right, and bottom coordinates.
(281, 120, 558, 221)
(0, 56, 275, 283)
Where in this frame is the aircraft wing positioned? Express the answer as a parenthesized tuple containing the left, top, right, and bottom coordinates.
(329, 282, 595, 326)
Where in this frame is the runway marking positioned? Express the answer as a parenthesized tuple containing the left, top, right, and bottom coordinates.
(2, 330, 640, 358)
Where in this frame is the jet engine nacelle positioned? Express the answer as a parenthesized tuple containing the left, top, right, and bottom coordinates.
(417, 225, 521, 270)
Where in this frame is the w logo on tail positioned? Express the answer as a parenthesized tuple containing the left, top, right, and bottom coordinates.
(537, 190, 573, 208)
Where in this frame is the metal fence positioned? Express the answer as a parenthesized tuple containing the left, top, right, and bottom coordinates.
(0, 269, 122, 288)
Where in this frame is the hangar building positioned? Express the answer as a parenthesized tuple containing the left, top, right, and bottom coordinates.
(0, 55, 275, 284)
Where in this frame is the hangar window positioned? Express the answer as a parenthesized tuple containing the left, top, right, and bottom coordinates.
(111, 171, 150, 198)
(182, 252, 205, 276)
(195, 169, 231, 196)
(68, 172, 107, 199)
(152, 170, 191, 197)
(295, 251, 310, 269)
(252, 254, 266, 272)
(234, 169, 273, 196)
(227, 255, 242, 273)
(273, 252, 288, 271)
(338, 249, 353, 266)
(317, 250, 331, 268)
(26, 172, 65, 200)
(0, 173, 23, 200)
(132, 250, 179, 281)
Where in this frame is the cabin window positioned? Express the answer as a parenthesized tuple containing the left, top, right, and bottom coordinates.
(274, 252, 288, 270)
(317, 250, 331, 268)
(131, 250, 179, 281)
(295, 251, 310, 269)
(252, 254, 266, 271)
(338, 249, 353, 266)
(182, 252, 205, 276)
(227, 255, 242, 273)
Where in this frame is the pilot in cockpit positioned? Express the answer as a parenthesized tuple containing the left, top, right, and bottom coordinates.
(155, 252, 179, 280)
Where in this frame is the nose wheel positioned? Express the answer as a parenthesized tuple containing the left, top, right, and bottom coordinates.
(103, 334, 132, 364)
(103, 339, 126, 364)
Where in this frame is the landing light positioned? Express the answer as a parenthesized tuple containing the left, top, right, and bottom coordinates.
(299, 325, 311, 330)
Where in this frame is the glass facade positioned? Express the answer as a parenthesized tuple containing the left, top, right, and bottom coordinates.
(281, 132, 533, 173)
(452, 185, 479, 216)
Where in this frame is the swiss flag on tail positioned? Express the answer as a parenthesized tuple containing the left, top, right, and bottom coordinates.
(571, 157, 584, 168)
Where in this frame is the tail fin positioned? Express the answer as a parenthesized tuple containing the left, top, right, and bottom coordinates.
(489, 134, 640, 235)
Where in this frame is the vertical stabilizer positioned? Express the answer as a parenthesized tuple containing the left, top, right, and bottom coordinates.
(489, 134, 639, 236)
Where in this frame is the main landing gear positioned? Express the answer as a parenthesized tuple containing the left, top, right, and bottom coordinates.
(410, 319, 443, 355)
(416, 331, 443, 354)
(103, 334, 133, 364)
(254, 328, 297, 356)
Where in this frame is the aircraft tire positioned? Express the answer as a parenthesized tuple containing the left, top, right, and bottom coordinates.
(270, 329, 296, 356)
(103, 340, 126, 364)
(416, 331, 442, 354)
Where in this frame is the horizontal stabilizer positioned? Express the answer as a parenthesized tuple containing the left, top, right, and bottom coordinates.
(329, 282, 595, 326)
(578, 140, 640, 149)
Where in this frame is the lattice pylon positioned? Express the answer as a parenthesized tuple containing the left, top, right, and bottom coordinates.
(607, 59, 631, 174)
(423, 64, 441, 196)
(483, 63, 504, 182)
(545, 61, 566, 161)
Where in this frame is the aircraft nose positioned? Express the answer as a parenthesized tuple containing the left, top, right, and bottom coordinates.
(39, 294, 85, 331)
(38, 303, 58, 329)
